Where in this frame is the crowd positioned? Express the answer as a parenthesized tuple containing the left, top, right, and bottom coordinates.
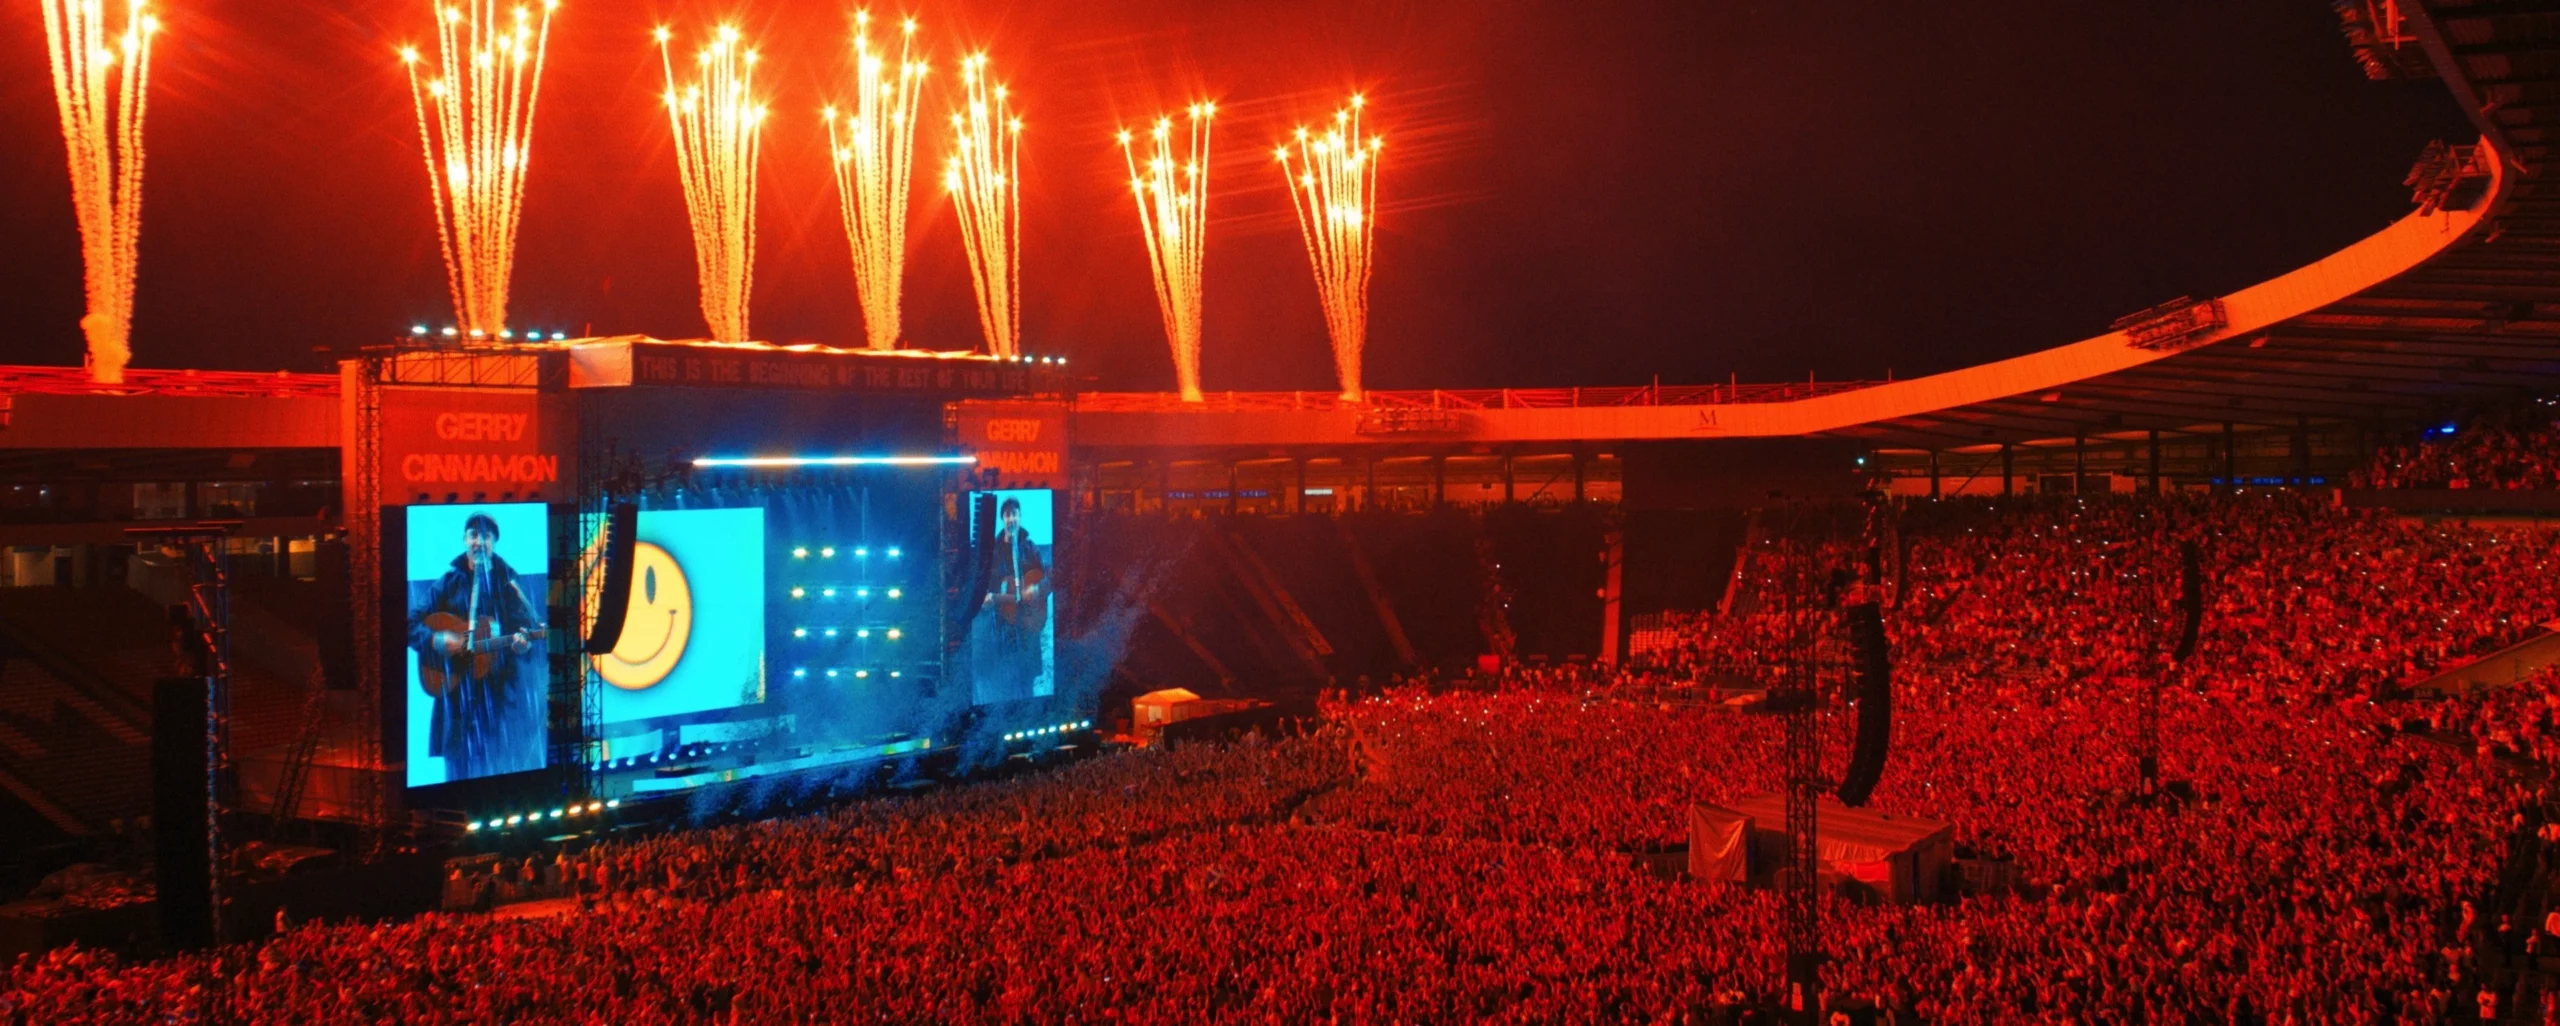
(2436, 664, 2560, 766)
(1647, 493, 2560, 704)
(2356, 397, 2560, 490)
(8, 492, 2560, 1023)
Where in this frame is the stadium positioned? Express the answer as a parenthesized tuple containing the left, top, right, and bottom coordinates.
(5, 0, 2560, 1022)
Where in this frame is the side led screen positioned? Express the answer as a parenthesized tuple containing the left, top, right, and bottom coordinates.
(595, 507, 766, 724)
(403, 503, 550, 788)
(967, 488, 1055, 704)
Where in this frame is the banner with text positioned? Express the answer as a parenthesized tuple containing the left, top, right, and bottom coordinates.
(954, 400, 1067, 491)
(375, 388, 577, 507)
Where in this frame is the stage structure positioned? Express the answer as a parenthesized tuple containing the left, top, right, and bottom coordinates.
(339, 337, 1072, 836)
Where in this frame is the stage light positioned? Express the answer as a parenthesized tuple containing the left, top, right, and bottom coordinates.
(499, 329, 514, 339)
(885, 628, 901, 640)
(826, 669, 839, 678)
(855, 588, 870, 599)
(885, 588, 902, 599)
(442, 327, 460, 338)
(553, 332, 569, 340)
(822, 588, 837, 598)
(792, 667, 806, 677)
(854, 547, 870, 557)
(467, 820, 483, 831)
(792, 546, 808, 558)
(793, 627, 807, 638)
(854, 669, 870, 679)
(823, 627, 839, 637)
(887, 547, 902, 558)
(889, 670, 901, 678)
(856, 628, 871, 639)
(607, 799, 621, 809)
(690, 455, 978, 469)
(412, 325, 429, 335)
(821, 546, 836, 558)
(507, 815, 523, 826)
(791, 586, 806, 598)
(589, 801, 603, 812)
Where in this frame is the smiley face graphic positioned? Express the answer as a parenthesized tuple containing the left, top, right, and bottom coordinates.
(595, 542, 692, 690)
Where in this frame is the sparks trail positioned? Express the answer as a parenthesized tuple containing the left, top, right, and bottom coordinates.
(658, 23, 766, 342)
(401, 0, 559, 342)
(945, 54, 1022, 359)
(1277, 96, 1381, 403)
(1120, 104, 1214, 403)
(824, 13, 927, 352)
(42, 0, 159, 384)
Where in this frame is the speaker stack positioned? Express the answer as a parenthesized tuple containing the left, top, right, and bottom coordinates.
(583, 503, 641, 655)
(1835, 602, 1893, 807)
(151, 676, 215, 950)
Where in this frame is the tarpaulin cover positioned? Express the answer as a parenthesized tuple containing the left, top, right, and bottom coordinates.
(1688, 804, 1753, 883)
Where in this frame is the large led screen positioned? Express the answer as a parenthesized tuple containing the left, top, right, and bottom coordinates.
(404, 503, 550, 788)
(594, 507, 767, 724)
(967, 488, 1055, 704)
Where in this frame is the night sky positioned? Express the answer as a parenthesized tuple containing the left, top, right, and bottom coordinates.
(0, 1, 2477, 392)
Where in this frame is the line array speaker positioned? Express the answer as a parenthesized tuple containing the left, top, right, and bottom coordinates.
(583, 503, 640, 655)
(1836, 602, 1893, 807)
(151, 676, 214, 950)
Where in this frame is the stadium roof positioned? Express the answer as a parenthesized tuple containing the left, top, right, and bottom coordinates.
(1072, 0, 2560, 453)
(1825, 0, 2560, 453)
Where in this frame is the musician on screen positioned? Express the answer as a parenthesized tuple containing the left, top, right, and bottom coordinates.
(973, 496, 1049, 703)
(407, 511, 545, 779)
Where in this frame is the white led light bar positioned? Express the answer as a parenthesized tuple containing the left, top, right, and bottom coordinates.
(692, 455, 979, 469)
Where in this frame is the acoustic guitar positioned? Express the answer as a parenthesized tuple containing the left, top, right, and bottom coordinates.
(417, 611, 537, 699)
(993, 566, 1047, 634)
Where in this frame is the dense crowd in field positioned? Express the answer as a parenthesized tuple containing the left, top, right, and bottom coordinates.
(11, 493, 2560, 1023)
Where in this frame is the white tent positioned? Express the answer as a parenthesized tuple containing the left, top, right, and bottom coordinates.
(1132, 688, 1204, 728)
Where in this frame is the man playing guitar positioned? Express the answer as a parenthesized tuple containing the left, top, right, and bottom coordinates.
(407, 511, 545, 780)
(976, 497, 1049, 701)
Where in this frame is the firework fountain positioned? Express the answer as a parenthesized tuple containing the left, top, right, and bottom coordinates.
(823, 13, 926, 352)
(944, 54, 1022, 359)
(658, 24, 766, 342)
(401, 0, 559, 341)
(1277, 96, 1381, 402)
(1119, 104, 1213, 403)
(41, 0, 158, 384)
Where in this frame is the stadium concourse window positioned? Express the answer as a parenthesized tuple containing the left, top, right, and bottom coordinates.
(2, 546, 77, 587)
(199, 481, 259, 517)
(132, 482, 187, 519)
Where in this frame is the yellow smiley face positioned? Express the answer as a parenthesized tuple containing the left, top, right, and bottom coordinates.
(595, 542, 692, 690)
